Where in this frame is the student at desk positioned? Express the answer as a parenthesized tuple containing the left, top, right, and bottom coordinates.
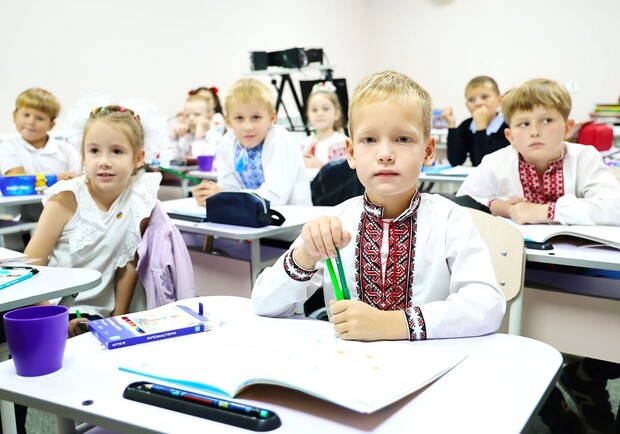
(441, 76, 510, 167)
(457, 78, 620, 226)
(191, 78, 311, 207)
(252, 71, 505, 342)
(457, 78, 620, 434)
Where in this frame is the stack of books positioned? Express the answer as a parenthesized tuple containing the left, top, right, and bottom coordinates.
(591, 103, 620, 124)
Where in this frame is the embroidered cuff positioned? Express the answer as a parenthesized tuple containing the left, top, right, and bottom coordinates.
(404, 306, 427, 341)
(283, 248, 317, 282)
(547, 202, 558, 225)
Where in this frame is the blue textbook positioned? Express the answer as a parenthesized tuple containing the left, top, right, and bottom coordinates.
(88, 303, 217, 350)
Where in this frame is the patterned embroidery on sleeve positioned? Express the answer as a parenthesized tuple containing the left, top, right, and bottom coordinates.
(283, 249, 316, 281)
(547, 202, 557, 224)
(405, 306, 427, 341)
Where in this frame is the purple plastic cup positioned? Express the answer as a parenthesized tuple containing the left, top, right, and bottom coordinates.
(3, 305, 69, 376)
(197, 155, 214, 172)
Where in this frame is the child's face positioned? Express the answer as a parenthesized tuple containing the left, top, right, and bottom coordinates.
(505, 105, 574, 167)
(465, 84, 501, 120)
(13, 107, 54, 149)
(83, 120, 145, 198)
(307, 93, 339, 133)
(226, 102, 275, 149)
(347, 101, 435, 210)
(184, 100, 214, 131)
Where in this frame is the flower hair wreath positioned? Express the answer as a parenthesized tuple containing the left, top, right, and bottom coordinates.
(63, 94, 168, 162)
(311, 81, 337, 94)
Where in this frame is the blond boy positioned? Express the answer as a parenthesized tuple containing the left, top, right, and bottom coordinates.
(457, 78, 620, 225)
(0, 88, 80, 180)
(252, 71, 505, 341)
(191, 78, 311, 207)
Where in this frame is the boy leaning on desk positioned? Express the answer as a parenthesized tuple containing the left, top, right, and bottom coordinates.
(252, 70, 506, 342)
(457, 78, 620, 434)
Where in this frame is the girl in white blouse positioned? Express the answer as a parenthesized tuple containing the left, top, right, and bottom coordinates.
(25, 105, 161, 337)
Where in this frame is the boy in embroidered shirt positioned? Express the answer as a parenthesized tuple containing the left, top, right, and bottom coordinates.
(252, 71, 505, 342)
(191, 78, 311, 207)
(457, 78, 620, 225)
(0, 88, 81, 180)
(441, 76, 510, 167)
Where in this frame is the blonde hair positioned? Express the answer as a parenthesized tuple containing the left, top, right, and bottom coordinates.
(306, 90, 343, 131)
(502, 78, 572, 124)
(15, 88, 61, 121)
(465, 76, 500, 96)
(82, 105, 144, 160)
(348, 70, 432, 139)
(224, 78, 275, 115)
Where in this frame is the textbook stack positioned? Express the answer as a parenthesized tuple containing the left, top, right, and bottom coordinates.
(591, 103, 620, 125)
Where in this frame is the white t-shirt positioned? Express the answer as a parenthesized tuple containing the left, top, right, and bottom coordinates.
(300, 132, 348, 165)
(43, 171, 161, 318)
(0, 134, 81, 175)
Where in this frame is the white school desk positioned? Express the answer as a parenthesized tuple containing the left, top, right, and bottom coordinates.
(0, 266, 102, 434)
(162, 198, 328, 284)
(521, 239, 620, 363)
(0, 296, 562, 434)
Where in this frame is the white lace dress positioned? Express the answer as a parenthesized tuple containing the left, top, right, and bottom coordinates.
(43, 171, 161, 317)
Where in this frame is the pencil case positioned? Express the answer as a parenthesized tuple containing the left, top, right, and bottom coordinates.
(206, 192, 285, 228)
(0, 174, 58, 196)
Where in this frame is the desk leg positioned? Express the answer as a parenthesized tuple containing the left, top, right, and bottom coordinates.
(57, 416, 77, 433)
(0, 400, 17, 434)
(250, 240, 261, 287)
(181, 179, 189, 198)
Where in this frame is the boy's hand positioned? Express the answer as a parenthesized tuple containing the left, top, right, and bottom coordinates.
(293, 216, 351, 270)
(508, 202, 548, 225)
(490, 197, 524, 217)
(303, 153, 323, 169)
(171, 122, 190, 139)
(191, 180, 221, 206)
(68, 317, 88, 338)
(472, 106, 490, 130)
(440, 107, 456, 128)
(194, 116, 211, 139)
(329, 300, 408, 341)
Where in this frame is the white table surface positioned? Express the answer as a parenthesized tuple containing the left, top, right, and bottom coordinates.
(188, 167, 320, 183)
(0, 266, 102, 311)
(0, 195, 43, 206)
(0, 296, 562, 434)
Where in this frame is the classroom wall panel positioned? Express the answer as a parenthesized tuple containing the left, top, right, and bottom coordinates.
(367, 0, 620, 124)
(0, 0, 372, 133)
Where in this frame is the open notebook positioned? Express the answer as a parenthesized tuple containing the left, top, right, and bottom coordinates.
(506, 220, 620, 250)
(119, 318, 467, 414)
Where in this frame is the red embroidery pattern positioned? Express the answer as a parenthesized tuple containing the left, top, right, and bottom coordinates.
(405, 306, 427, 340)
(518, 158, 564, 204)
(355, 193, 421, 312)
(328, 144, 347, 161)
(283, 249, 315, 281)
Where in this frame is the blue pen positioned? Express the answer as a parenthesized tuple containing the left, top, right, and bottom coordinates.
(143, 383, 273, 419)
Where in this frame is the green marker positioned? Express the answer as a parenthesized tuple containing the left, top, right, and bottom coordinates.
(326, 258, 344, 301)
(76, 310, 88, 333)
(334, 247, 350, 300)
(158, 166, 201, 184)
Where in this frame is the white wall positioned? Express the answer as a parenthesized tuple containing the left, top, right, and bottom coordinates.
(1, 0, 619, 134)
(0, 0, 372, 133)
(367, 0, 620, 123)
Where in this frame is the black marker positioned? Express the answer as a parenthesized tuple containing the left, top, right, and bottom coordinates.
(123, 381, 281, 431)
(145, 383, 271, 419)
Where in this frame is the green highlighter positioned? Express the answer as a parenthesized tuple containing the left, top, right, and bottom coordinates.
(326, 247, 350, 301)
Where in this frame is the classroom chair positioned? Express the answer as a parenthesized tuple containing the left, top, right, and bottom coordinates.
(465, 208, 525, 335)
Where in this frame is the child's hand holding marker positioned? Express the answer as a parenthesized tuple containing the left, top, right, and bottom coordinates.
(293, 216, 352, 270)
(68, 310, 89, 338)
